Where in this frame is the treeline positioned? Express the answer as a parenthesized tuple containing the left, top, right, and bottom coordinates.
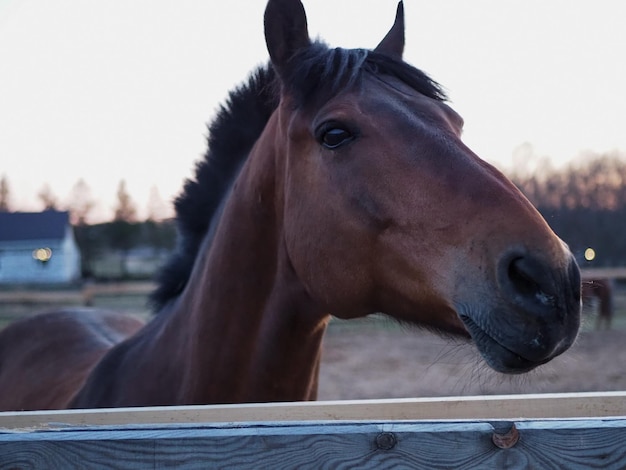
(76, 219, 176, 279)
(509, 151, 626, 266)
(0, 175, 178, 279)
(0, 176, 172, 224)
(4, 152, 625, 272)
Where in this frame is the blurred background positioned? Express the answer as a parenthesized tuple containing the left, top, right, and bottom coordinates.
(1, 0, 625, 399)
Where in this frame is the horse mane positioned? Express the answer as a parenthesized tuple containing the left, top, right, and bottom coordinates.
(150, 42, 446, 311)
(149, 65, 278, 309)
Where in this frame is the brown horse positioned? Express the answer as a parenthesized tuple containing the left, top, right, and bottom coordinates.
(582, 278, 613, 329)
(0, 0, 581, 411)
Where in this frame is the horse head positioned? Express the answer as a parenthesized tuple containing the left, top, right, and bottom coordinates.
(263, 0, 580, 374)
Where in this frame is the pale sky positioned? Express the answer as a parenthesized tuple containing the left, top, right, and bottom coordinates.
(1, 1, 625, 221)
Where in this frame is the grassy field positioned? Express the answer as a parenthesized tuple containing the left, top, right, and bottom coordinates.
(0, 282, 154, 330)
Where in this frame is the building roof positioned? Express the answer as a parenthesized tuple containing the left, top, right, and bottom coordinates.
(0, 210, 71, 242)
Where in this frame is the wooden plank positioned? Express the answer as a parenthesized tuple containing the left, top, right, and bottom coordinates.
(581, 267, 626, 280)
(2, 418, 626, 469)
(0, 289, 83, 303)
(0, 282, 154, 303)
(2, 391, 626, 430)
(83, 281, 155, 296)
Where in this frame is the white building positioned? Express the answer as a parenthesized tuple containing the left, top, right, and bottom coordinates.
(0, 210, 81, 284)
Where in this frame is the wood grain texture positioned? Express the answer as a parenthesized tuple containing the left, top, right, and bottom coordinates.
(2, 419, 626, 469)
(2, 391, 626, 430)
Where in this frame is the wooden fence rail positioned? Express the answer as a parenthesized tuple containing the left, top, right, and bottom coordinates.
(581, 267, 626, 280)
(0, 282, 155, 314)
(1, 391, 625, 429)
(2, 418, 626, 469)
(2, 392, 626, 469)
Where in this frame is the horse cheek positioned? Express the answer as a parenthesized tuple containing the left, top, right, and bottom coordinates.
(282, 190, 374, 317)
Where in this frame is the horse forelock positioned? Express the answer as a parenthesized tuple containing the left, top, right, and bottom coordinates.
(282, 42, 447, 107)
(363, 51, 448, 102)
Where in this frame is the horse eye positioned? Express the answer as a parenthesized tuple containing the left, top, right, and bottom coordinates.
(319, 127, 354, 149)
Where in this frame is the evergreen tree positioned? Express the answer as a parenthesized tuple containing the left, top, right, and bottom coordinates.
(114, 180, 137, 222)
(110, 180, 139, 277)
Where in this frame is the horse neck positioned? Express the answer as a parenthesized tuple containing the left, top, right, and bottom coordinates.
(165, 128, 329, 404)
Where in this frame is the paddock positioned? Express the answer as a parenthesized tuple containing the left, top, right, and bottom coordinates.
(1, 274, 625, 467)
(2, 392, 625, 468)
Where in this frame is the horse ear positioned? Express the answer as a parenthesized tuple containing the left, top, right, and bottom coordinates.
(374, 1, 405, 59)
(264, 0, 311, 75)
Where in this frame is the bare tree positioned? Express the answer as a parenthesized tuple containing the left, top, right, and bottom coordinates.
(67, 178, 95, 225)
(511, 151, 626, 266)
(146, 185, 171, 222)
(38, 183, 58, 210)
(0, 175, 11, 212)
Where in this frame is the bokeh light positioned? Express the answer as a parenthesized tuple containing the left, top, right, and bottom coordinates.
(584, 247, 596, 261)
(32, 247, 52, 262)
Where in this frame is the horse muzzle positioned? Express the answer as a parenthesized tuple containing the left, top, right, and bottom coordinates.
(458, 249, 581, 374)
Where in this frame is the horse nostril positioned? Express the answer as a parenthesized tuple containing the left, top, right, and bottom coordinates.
(509, 257, 539, 297)
(502, 254, 556, 308)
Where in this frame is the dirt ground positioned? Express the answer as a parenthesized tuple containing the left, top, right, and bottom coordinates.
(317, 319, 626, 400)
(2, 284, 624, 403)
